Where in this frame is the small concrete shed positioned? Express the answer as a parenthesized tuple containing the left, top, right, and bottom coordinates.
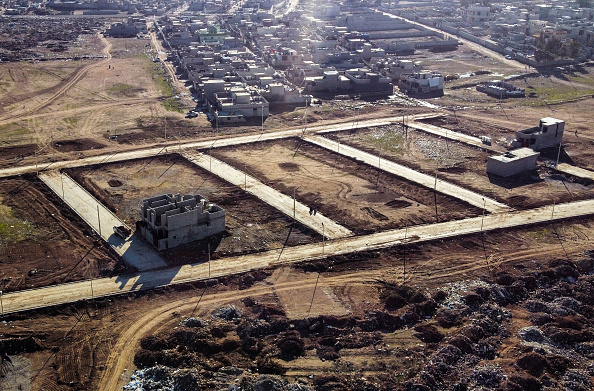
(487, 148, 540, 177)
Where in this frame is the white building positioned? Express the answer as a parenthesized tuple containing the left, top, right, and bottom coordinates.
(464, 5, 491, 23)
(211, 87, 269, 124)
(304, 70, 352, 93)
(512, 117, 565, 151)
(487, 148, 540, 177)
(398, 71, 444, 97)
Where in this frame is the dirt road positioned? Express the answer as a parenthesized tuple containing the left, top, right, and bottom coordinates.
(556, 163, 594, 181)
(0, 33, 114, 124)
(406, 121, 501, 152)
(3, 198, 594, 315)
(97, 237, 589, 391)
(39, 171, 166, 271)
(183, 152, 353, 239)
(304, 135, 511, 213)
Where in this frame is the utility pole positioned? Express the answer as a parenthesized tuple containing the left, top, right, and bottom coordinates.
(434, 163, 439, 223)
(89, 260, 94, 299)
(555, 142, 562, 168)
(293, 187, 297, 219)
(403, 221, 408, 285)
(97, 205, 102, 237)
(322, 222, 325, 256)
(481, 198, 488, 263)
(208, 242, 211, 279)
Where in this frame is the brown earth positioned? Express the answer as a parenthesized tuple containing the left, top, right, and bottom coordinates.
(326, 123, 594, 210)
(0, 175, 125, 293)
(210, 138, 481, 234)
(2, 216, 594, 391)
(66, 154, 317, 266)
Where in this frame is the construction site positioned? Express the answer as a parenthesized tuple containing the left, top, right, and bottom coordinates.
(1, 13, 594, 391)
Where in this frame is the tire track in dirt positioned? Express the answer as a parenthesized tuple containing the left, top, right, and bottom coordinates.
(0, 98, 155, 127)
(96, 239, 586, 391)
(0, 33, 114, 124)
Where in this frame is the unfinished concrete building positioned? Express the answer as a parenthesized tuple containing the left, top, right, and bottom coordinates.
(138, 194, 225, 251)
(512, 117, 565, 151)
(487, 148, 540, 177)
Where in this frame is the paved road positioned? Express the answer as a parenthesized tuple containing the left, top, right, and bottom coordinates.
(183, 152, 353, 239)
(0, 114, 437, 179)
(390, 13, 526, 71)
(406, 121, 501, 153)
(304, 135, 512, 214)
(3, 198, 594, 314)
(556, 163, 594, 181)
(39, 171, 167, 271)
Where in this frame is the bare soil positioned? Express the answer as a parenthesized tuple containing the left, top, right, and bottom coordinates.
(3, 216, 593, 391)
(66, 154, 317, 266)
(0, 175, 124, 292)
(210, 138, 481, 234)
(326, 123, 594, 210)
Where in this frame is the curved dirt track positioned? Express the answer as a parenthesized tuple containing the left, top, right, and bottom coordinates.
(0, 33, 113, 124)
(97, 239, 584, 391)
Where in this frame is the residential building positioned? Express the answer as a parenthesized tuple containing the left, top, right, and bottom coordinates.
(398, 71, 444, 97)
(487, 148, 540, 177)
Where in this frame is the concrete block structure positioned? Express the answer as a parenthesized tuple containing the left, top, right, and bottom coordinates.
(512, 117, 565, 151)
(487, 148, 540, 177)
(398, 71, 444, 97)
(138, 194, 225, 251)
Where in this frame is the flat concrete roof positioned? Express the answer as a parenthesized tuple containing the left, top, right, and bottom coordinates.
(490, 147, 539, 163)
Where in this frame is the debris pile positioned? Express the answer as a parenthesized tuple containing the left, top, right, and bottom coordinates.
(130, 256, 594, 390)
(0, 16, 105, 61)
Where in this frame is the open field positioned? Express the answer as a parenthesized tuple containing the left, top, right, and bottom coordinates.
(325, 122, 593, 209)
(0, 175, 124, 292)
(210, 138, 480, 234)
(66, 154, 317, 266)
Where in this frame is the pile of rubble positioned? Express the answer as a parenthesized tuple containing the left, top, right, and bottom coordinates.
(130, 254, 594, 391)
(0, 15, 105, 61)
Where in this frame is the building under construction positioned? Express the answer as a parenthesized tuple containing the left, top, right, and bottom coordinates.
(138, 193, 225, 251)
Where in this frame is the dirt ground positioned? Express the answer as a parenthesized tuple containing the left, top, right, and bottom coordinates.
(2, 216, 593, 391)
(66, 154, 317, 266)
(2, 18, 594, 391)
(325, 122, 594, 210)
(210, 138, 480, 234)
(0, 175, 124, 293)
